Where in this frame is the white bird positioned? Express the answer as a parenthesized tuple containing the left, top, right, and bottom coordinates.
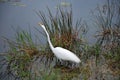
(38, 23, 81, 63)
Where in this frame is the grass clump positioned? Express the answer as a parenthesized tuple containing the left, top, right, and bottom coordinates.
(1, 28, 62, 80)
(36, 7, 87, 64)
(1, 29, 39, 79)
(36, 7, 88, 79)
(93, 0, 120, 76)
(15, 30, 39, 57)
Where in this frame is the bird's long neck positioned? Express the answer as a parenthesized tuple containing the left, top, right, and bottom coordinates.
(42, 25, 54, 50)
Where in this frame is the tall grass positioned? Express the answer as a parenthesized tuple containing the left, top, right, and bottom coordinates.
(1, 29, 38, 79)
(93, 0, 120, 73)
(94, 0, 120, 48)
(36, 7, 88, 79)
(0, 28, 62, 80)
(36, 7, 87, 62)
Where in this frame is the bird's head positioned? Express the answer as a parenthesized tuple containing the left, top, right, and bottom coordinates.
(38, 22, 43, 26)
(38, 22, 46, 30)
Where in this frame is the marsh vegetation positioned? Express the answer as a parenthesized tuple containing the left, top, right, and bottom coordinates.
(0, 0, 120, 80)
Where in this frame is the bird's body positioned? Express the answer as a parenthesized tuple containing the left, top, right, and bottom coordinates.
(53, 47, 80, 63)
(39, 23, 81, 63)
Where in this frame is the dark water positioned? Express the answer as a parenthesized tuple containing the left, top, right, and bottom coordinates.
(0, 0, 104, 52)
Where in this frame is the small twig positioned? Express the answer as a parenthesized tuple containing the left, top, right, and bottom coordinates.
(0, 53, 8, 56)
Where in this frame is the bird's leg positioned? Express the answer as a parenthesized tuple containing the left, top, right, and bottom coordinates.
(56, 58, 59, 65)
(63, 61, 67, 67)
(67, 61, 71, 68)
(55, 58, 62, 66)
(71, 62, 74, 68)
(59, 59, 62, 65)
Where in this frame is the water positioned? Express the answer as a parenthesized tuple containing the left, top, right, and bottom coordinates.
(0, 0, 104, 51)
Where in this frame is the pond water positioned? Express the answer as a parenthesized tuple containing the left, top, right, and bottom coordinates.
(0, 0, 104, 52)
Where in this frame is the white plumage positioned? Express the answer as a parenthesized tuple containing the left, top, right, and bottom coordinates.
(39, 23, 81, 63)
(53, 47, 81, 63)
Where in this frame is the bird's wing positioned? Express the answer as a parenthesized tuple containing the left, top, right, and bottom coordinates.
(54, 47, 80, 63)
